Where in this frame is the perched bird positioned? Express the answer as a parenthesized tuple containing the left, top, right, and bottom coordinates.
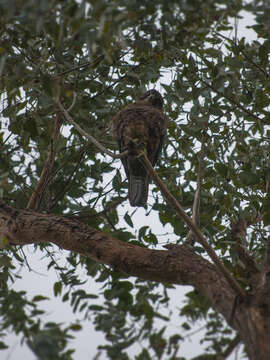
(112, 90, 168, 207)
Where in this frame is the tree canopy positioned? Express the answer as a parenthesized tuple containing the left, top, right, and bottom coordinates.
(1, 0, 270, 359)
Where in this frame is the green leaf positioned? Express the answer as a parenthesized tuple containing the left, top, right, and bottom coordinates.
(144, 232, 158, 245)
(53, 281, 62, 297)
(0, 341, 8, 350)
(215, 163, 228, 177)
(124, 212, 133, 228)
(263, 212, 270, 226)
(69, 323, 82, 331)
(88, 305, 104, 311)
(32, 295, 49, 302)
(138, 226, 148, 241)
(239, 171, 260, 186)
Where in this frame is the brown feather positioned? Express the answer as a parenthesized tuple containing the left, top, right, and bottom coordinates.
(111, 92, 168, 207)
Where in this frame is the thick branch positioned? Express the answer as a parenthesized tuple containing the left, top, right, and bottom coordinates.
(139, 152, 246, 299)
(0, 201, 236, 324)
(6, 203, 270, 359)
(264, 236, 270, 269)
(256, 236, 270, 305)
(231, 218, 259, 276)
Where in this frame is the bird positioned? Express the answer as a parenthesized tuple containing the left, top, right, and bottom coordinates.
(111, 89, 168, 207)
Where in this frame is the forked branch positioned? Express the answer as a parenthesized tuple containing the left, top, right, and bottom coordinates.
(55, 101, 246, 298)
(139, 152, 246, 299)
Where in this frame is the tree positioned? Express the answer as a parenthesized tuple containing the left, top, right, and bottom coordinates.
(1, 0, 270, 359)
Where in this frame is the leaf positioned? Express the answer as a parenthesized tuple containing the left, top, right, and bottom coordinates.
(239, 171, 260, 186)
(53, 281, 62, 297)
(0, 236, 9, 246)
(62, 292, 69, 302)
(215, 163, 228, 177)
(138, 226, 148, 241)
(0, 341, 8, 350)
(263, 213, 270, 226)
(210, 104, 223, 116)
(137, 349, 151, 360)
(124, 212, 133, 228)
(144, 233, 158, 245)
(118, 281, 134, 292)
(69, 323, 82, 331)
(0, 255, 11, 267)
(32, 295, 49, 302)
(88, 305, 104, 311)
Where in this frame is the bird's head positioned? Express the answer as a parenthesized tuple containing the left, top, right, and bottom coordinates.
(139, 89, 163, 109)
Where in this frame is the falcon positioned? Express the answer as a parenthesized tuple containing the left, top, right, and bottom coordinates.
(112, 89, 168, 207)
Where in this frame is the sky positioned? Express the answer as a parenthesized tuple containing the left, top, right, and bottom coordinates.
(2, 8, 258, 360)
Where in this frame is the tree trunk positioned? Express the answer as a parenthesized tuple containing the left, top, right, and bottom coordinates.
(239, 289, 270, 359)
(1, 201, 270, 359)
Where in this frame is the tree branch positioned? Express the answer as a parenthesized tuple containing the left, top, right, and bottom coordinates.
(223, 334, 241, 359)
(54, 55, 105, 78)
(27, 110, 61, 210)
(48, 145, 87, 211)
(56, 100, 128, 159)
(182, 55, 268, 125)
(138, 152, 246, 299)
(264, 236, 270, 269)
(257, 236, 270, 301)
(198, 76, 265, 124)
(186, 133, 206, 245)
(231, 218, 259, 276)
(0, 201, 236, 325)
(69, 197, 127, 219)
(213, 31, 270, 78)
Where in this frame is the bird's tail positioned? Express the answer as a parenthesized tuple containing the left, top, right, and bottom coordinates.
(128, 158, 149, 207)
(129, 174, 149, 207)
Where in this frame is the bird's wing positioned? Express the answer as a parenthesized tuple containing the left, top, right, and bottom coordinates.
(111, 109, 130, 177)
(144, 108, 169, 167)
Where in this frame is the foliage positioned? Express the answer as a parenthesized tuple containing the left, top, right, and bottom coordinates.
(1, 0, 270, 359)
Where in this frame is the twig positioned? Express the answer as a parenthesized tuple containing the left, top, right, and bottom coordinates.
(186, 133, 206, 245)
(68, 197, 127, 219)
(213, 31, 270, 78)
(54, 55, 105, 78)
(182, 54, 268, 124)
(27, 111, 62, 210)
(67, 91, 77, 112)
(56, 100, 128, 159)
(48, 146, 86, 211)
(223, 334, 241, 359)
(139, 152, 246, 299)
(199, 76, 266, 124)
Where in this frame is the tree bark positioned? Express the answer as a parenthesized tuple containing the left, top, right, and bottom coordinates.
(1, 201, 270, 360)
